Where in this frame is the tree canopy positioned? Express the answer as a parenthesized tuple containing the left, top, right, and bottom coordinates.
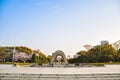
(69, 42, 120, 63)
(32, 50, 48, 64)
(0, 47, 7, 61)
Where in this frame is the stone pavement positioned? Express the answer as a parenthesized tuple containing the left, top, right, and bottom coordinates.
(0, 64, 120, 80)
(0, 64, 120, 74)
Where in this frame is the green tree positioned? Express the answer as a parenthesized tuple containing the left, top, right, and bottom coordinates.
(87, 45, 100, 62)
(69, 42, 119, 63)
(38, 54, 48, 64)
(77, 50, 87, 55)
(47, 55, 52, 63)
(16, 46, 32, 54)
(88, 44, 117, 62)
(32, 50, 48, 64)
(69, 58, 78, 63)
(0, 47, 7, 61)
(77, 50, 88, 63)
(77, 55, 88, 63)
(32, 54, 37, 63)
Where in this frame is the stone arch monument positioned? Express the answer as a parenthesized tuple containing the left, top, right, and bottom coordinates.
(51, 50, 68, 65)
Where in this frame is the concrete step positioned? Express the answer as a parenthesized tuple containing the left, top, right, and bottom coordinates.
(0, 73, 120, 80)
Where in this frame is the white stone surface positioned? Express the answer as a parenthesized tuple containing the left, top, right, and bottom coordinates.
(0, 64, 120, 74)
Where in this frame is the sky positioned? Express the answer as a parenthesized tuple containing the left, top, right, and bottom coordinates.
(0, 0, 120, 56)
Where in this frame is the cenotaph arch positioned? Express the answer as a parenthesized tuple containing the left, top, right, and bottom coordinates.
(51, 50, 68, 65)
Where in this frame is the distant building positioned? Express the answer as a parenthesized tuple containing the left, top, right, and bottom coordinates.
(101, 40, 109, 46)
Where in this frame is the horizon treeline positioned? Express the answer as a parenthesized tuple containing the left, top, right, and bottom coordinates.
(0, 40, 120, 63)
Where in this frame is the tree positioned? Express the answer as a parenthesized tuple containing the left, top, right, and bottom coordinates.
(69, 58, 78, 64)
(47, 55, 52, 63)
(77, 55, 88, 63)
(112, 40, 120, 62)
(16, 46, 32, 54)
(32, 54, 37, 63)
(87, 45, 100, 62)
(38, 54, 48, 64)
(69, 42, 119, 63)
(88, 44, 117, 62)
(0, 46, 33, 62)
(84, 44, 92, 51)
(76, 50, 88, 63)
(112, 40, 120, 50)
(0, 47, 7, 61)
(77, 50, 87, 55)
(31, 50, 48, 64)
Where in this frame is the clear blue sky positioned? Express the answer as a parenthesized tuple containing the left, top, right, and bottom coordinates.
(0, 0, 120, 56)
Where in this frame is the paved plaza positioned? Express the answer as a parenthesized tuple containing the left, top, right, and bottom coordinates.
(0, 64, 120, 80)
(0, 64, 120, 74)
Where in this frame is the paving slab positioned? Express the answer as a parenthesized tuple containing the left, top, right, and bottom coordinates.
(0, 64, 120, 74)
